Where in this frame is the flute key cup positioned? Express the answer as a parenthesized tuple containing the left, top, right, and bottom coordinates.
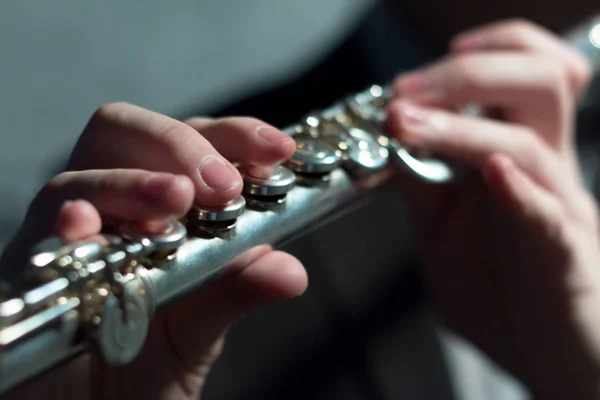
(187, 196, 246, 239)
(238, 164, 295, 213)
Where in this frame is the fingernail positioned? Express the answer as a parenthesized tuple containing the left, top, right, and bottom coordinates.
(142, 174, 175, 202)
(256, 126, 297, 156)
(197, 156, 240, 192)
(256, 126, 287, 143)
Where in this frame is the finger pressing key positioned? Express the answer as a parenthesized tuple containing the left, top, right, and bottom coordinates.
(184, 117, 296, 165)
(68, 102, 243, 207)
(40, 169, 194, 222)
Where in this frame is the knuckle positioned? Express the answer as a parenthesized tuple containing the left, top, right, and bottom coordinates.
(89, 102, 130, 125)
(182, 116, 215, 129)
(155, 122, 205, 154)
(182, 116, 205, 125)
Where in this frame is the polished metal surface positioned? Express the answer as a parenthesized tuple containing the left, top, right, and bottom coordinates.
(147, 167, 386, 308)
(344, 84, 390, 124)
(0, 298, 25, 326)
(22, 278, 69, 309)
(240, 164, 296, 196)
(343, 125, 390, 176)
(96, 275, 150, 365)
(286, 135, 342, 174)
(389, 138, 457, 183)
(188, 196, 246, 222)
(591, 23, 600, 49)
(119, 219, 187, 254)
(31, 241, 103, 269)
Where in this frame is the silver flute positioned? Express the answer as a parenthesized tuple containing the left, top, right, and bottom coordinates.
(0, 17, 599, 396)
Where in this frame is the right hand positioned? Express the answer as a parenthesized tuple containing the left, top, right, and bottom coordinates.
(0, 103, 308, 400)
(385, 20, 600, 398)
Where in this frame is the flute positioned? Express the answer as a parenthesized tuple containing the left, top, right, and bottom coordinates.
(1, 82, 453, 396)
(1, 17, 599, 396)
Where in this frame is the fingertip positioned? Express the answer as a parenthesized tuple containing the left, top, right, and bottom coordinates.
(195, 157, 244, 206)
(141, 173, 195, 216)
(278, 135, 298, 160)
(255, 126, 297, 162)
(54, 199, 102, 243)
(234, 250, 308, 303)
(166, 174, 195, 214)
(267, 251, 309, 298)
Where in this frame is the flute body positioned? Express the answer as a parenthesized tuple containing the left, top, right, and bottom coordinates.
(0, 86, 402, 396)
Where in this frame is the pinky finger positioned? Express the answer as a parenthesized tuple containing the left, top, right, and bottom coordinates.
(483, 153, 566, 235)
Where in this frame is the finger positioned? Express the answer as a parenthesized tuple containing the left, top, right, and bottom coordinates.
(393, 53, 571, 148)
(385, 100, 574, 203)
(68, 102, 243, 207)
(450, 19, 591, 97)
(164, 249, 307, 375)
(185, 117, 296, 165)
(43, 169, 194, 221)
(483, 153, 568, 239)
(53, 199, 102, 244)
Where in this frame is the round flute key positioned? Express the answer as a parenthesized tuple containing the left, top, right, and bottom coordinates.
(188, 195, 246, 222)
(286, 135, 341, 174)
(345, 85, 390, 124)
(119, 219, 187, 255)
(239, 164, 296, 196)
(343, 126, 389, 176)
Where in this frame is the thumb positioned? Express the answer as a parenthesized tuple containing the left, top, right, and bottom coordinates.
(162, 246, 308, 375)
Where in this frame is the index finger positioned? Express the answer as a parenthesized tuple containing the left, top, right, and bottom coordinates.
(68, 102, 243, 207)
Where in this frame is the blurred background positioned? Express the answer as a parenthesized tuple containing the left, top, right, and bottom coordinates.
(0, 0, 599, 399)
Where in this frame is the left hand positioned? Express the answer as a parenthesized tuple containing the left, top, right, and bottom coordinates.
(1, 103, 308, 400)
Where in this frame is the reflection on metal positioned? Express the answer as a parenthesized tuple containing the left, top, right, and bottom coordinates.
(590, 23, 600, 49)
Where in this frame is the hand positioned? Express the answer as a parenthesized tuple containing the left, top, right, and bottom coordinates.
(385, 20, 600, 399)
(1, 103, 308, 400)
